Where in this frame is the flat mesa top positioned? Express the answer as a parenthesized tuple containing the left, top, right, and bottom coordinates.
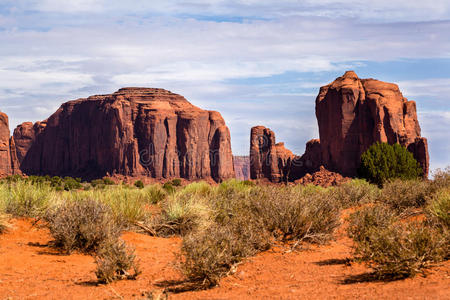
(114, 87, 177, 96)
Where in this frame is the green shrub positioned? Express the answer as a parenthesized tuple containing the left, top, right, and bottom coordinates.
(95, 239, 141, 283)
(358, 142, 422, 186)
(178, 181, 212, 198)
(44, 199, 121, 254)
(91, 179, 105, 188)
(103, 177, 115, 185)
(134, 180, 144, 189)
(63, 176, 82, 190)
(162, 182, 175, 194)
(171, 178, 182, 187)
(331, 179, 380, 208)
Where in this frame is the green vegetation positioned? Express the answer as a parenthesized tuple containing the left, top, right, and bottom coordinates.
(358, 142, 422, 186)
(0, 169, 448, 288)
(134, 180, 144, 189)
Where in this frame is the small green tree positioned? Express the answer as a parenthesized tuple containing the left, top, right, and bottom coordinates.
(358, 142, 422, 186)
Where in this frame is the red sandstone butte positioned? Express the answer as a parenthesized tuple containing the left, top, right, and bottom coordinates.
(13, 88, 235, 181)
(316, 71, 429, 177)
(0, 112, 20, 176)
(250, 71, 429, 182)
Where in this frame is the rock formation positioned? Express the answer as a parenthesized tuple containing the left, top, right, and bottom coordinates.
(316, 71, 429, 177)
(250, 71, 429, 182)
(233, 156, 250, 180)
(0, 112, 20, 176)
(249, 126, 321, 182)
(12, 88, 235, 181)
(295, 166, 349, 187)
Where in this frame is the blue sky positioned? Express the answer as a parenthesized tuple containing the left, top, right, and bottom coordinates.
(0, 0, 449, 171)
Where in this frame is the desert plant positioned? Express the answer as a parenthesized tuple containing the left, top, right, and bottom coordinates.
(153, 193, 212, 236)
(348, 205, 447, 279)
(45, 199, 121, 254)
(103, 177, 115, 185)
(180, 216, 271, 288)
(134, 180, 144, 189)
(331, 179, 380, 208)
(426, 188, 450, 229)
(3, 181, 56, 217)
(379, 179, 430, 214)
(358, 142, 422, 186)
(143, 184, 167, 204)
(95, 238, 141, 283)
(171, 178, 182, 187)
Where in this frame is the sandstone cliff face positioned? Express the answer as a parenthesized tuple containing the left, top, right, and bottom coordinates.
(316, 71, 429, 176)
(249, 126, 296, 182)
(13, 88, 235, 181)
(250, 71, 429, 182)
(233, 156, 250, 180)
(0, 112, 20, 176)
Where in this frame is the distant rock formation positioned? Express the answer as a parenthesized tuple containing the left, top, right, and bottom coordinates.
(316, 71, 429, 177)
(233, 156, 250, 180)
(250, 71, 429, 182)
(249, 126, 321, 182)
(12, 88, 235, 181)
(0, 112, 20, 176)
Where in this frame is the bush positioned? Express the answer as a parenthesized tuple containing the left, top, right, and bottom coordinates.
(95, 239, 141, 283)
(3, 181, 56, 217)
(152, 193, 212, 236)
(358, 142, 422, 186)
(162, 182, 175, 194)
(63, 177, 82, 190)
(331, 179, 379, 208)
(171, 178, 182, 187)
(45, 199, 121, 254)
(348, 205, 447, 279)
(180, 216, 271, 288)
(103, 177, 115, 185)
(426, 188, 450, 229)
(379, 179, 430, 214)
(134, 180, 144, 189)
(143, 184, 167, 204)
(91, 179, 105, 189)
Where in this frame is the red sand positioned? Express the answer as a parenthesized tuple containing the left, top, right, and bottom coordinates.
(1, 218, 449, 299)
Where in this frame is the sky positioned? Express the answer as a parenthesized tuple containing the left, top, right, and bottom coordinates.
(0, 0, 449, 172)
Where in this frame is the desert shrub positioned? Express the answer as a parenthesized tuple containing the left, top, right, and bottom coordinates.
(358, 142, 422, 186)
(430, 167, 450, 191)
(162, 182, 175, 194)
(180, 216, 271, 288)
(426, 188, 450, 229)
(3, 181, 56, 217)
(134, 180, 144, 189)
(95, 239, 141, 283)
(91, 179, 105, 188)
(251, 186, 340, 243)
(242, 180, 255, 186)
(153, 193, 212, 236)
(171, 178, 182, 187)
(331, 179, 380, 208)
(143, 184, 167, 204)
(63, 176, 82, 190)
(103, 177, 115, 185)
(45, 199, 121, 254)
(379, 179, 430, 214)
(178, 181, 212, 198)
(348, 205, 447, 279)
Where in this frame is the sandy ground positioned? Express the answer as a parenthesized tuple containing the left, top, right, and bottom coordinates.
(0, 218, 449, 300)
